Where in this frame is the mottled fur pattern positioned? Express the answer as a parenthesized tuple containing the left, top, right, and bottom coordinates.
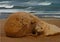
(4, 12, 60, 37)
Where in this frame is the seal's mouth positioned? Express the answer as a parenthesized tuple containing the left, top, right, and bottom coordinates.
(31, 28, 44, 36)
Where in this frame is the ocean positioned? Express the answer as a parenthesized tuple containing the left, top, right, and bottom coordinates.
(0, 0, 60, 19)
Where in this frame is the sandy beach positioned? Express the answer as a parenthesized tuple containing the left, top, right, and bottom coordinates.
(0, 18, 60, 42)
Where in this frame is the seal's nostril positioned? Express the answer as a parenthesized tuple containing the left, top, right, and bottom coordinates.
(32, 31, 36, 34)
(41, 27, 43, 29)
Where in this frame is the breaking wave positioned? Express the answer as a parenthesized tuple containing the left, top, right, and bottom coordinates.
(23, 1, 52, 6)
(25, 7, 33, 10)
(0, 4, 14, 8)
(0, 1, 12, 3)
(0, 9, 60, 14)
(0, 9, 36, 13)
(38, 2, 52, 6)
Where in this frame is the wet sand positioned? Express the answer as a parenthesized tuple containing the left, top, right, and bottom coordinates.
(0, 19, 60, 42)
